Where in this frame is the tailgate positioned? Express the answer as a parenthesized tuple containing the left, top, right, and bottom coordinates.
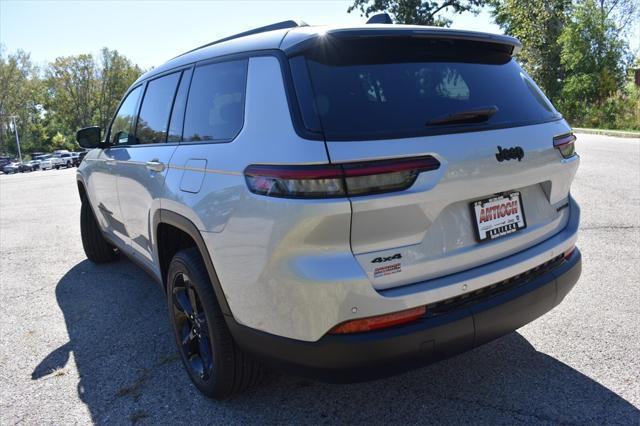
(327, 121, 578, 289)
(288, 33, 579, 289)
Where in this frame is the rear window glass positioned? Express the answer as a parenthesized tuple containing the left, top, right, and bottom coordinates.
(293, 38, 560, 140)
(183, 59, 248, 142)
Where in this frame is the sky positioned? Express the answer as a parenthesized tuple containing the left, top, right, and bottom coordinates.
(1, 0, 501, 69)
(2, 0, 638, 70)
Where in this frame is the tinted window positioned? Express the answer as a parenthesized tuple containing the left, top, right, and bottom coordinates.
(167, 69, 192, 142)
(183, 60, 248, 142)
(110, 86, 143, 145)
(136, 72, 181, 144)
(296, 38, 560, 140)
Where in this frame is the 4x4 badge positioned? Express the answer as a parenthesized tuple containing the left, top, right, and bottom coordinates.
(371, 253, 402, 263)
(496, 146, 524, 162)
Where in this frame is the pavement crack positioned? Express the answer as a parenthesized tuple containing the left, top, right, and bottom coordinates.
(580, 225, 638, 231)
(424, 389, 577, 424)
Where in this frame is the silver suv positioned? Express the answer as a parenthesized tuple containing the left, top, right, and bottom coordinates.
(76, 19, 581, 399)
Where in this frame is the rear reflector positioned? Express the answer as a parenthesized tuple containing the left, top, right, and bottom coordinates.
(553, 133, 577, 159)
(244, 156, 440, 198)
(563, 245, 576, 260)
(329, 306, 426, 334)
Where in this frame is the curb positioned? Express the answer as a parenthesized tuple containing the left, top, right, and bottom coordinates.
(573, 128, 640, 139)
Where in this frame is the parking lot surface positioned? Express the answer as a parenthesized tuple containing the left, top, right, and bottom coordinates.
(1, 134, 639, 424)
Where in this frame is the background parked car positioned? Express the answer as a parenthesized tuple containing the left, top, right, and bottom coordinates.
(3, 162, 35, 174)
(59, 152, 74, 167)
(33, 154, 54, 170)
(77, 150, 88, 164)
(18, 162, 36, 172)
(24, 160, 41, 171)
(52, 151, 74, 168)
(3, 162, 21, 174)
(71, 152, 81, 166)
(0, 156, 12, 170)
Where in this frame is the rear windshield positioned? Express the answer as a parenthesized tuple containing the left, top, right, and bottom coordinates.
(290, 38, 560, 141)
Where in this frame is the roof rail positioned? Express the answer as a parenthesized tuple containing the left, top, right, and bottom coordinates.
(174, 20, 307, 59)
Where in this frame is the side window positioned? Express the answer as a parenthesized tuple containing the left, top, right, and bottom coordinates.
(136, 72, 181, 144)
(183, 59, 248, 142)
(110, 86, 142, 145)
(167, 68, 193, 142)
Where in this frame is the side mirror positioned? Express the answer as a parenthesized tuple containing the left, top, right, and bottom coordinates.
(76, 126, 102, 149)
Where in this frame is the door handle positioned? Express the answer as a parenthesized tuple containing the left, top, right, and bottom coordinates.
(105, 159, 117, 167)
(146, 160, 165, 172)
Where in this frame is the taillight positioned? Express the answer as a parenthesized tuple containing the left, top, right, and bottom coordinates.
(553, 133, 577, 159)
(329, 306, 426, 334)
(244, 156, 440, 199)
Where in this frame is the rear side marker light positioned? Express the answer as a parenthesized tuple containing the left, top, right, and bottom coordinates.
(553, 133, 577, 159)
(244, 156, 440, 199)
(563, 245, 576, 260)
(330, 306, 427, 334)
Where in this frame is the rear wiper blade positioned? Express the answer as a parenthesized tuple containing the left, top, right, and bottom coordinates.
(427, 105, 498, 126)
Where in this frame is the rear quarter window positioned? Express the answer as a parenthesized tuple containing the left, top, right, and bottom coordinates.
(182, 59, 248, 142)
(136, 71, 181, 144)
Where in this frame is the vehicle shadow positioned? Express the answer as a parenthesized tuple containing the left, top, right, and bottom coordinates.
(34, 259, 639, 424)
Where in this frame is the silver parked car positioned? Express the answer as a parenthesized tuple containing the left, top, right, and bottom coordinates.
(76, 18, 581, 399)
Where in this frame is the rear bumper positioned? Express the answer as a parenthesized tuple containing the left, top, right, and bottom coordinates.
(227, 248, 581, 383)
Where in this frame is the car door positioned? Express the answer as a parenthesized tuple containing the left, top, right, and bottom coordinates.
(114, 70, 187, 267)
(87, 85, 143, 247)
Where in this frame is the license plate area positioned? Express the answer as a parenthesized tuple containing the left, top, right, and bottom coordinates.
(472, 192, 527, 242)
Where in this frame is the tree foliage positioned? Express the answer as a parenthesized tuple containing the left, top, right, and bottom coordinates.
(491, 0, 637, 129)
(348, 0, 488, 26)
(95, 48, 143, 131)
(46, 54, 97, 135)
(0, 47, 46, 154)
(490, 0, 570, 102)
(0, 45, 142, 156)
(557, 0, 631, 120)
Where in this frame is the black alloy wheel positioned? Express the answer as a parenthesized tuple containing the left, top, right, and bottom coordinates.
(171, 272, 214, 381)
(167, 248, 264, 398)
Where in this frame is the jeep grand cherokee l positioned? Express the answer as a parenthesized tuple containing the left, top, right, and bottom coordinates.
(75, 19, 581, 399)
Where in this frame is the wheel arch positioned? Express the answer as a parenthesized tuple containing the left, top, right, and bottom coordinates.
(77, 177, 88, 203)
(153, 209, 232, 316)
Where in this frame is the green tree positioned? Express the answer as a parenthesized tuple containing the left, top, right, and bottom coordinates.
(51, 131, 75, 151)
(94, 48, 143, 131)
(45, 48, 142, 144)
(348, 0, 488, 26)
(45, 54, 98, 139)
(490, 0, 570, 102)
(557, 0, 631, 121)
(0, 46, 46, 156)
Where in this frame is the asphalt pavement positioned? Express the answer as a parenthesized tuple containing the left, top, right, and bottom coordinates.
(0, 133, 638, 424)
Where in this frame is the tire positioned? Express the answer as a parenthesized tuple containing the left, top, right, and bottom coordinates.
(80, 201, 117, 263)
(167, 248, 263, 399)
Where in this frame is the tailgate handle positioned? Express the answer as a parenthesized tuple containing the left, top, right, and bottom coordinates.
(146, 160, 165, 172)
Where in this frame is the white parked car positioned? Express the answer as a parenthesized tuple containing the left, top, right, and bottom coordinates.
(33, 155, 54, 170)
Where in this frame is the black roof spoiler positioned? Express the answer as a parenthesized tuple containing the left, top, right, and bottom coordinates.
(282, 27, 522, 57)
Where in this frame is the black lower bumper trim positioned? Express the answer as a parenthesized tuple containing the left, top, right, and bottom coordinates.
(227, 249, 582, 383)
